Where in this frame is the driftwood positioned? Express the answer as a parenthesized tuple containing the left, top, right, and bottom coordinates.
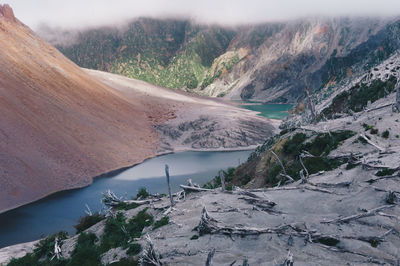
(141, 235, 162, 266)
(321, 205, 395, 224)
(165, 164, 175, 207)
(205, 248, 215, 266)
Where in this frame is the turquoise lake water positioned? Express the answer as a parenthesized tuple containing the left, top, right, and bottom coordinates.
(240, 103, 293, 120)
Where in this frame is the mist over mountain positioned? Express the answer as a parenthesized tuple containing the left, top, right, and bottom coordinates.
(39, 16, 400, 103)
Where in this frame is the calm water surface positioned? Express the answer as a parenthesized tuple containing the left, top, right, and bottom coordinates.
(240, 103, 293, 120)
(0, 150, 251, 248)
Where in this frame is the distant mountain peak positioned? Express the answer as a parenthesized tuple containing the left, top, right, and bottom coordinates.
(0, 4, 16, 22)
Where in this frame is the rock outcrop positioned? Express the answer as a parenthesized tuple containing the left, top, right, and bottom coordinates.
(0, 4, 16, 22)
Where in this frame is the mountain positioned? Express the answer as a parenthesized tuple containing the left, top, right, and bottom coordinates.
(40, 18, 235, 90)
(0, 5, 275, 213)
(0, 4, 160, 213)
(40, 17, 400, 103)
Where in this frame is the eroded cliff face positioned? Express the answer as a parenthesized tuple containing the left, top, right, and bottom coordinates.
(41, 17, 400, 103)
(202, 17, 400, 102)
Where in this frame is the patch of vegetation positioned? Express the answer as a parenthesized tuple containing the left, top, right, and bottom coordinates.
(375, 168, 396, 176)
(99, 210, 153, 253)
(153, 216, 169, 230)
(7, 232, 69, 266)
(321, 76, 397, 118)
(267, 131, 356, 183)
(67, 232, 101, 266)
(126, 243, 142, 256)
(74, 213, 105, 233)
(203, 167, 235, 189)
(247, 136, 279, 162)
(136, 187, 149, 199)
(362, 123, 376, 132)
(283, 133, 307, 155)
(370, 128, 379, 135)
(316, 236, 340, 247)
(190, 235, 199, 240)
(346, 162, 359, 170)
(358, 136, 368, 144)
(113, 202, 139, 211)
(382, 130, 390, 139)
(7, 209, 154, 266)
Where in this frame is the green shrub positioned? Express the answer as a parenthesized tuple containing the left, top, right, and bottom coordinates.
(283, 133, 307, 155)
(34, 231, 68, 260)
(7, 253, 41, 266)
(153, 216, 169, 230)
(136, 187, 149, 199)
(190, 235, 199, 240)
(126, 243, 142, 256)
(68, 233, 100, 266)
(370, 128, 379, 135)
(382, 130, 390, 139)
(375, 168, 396, 176)
(74, 213, 105, 233)
(114, 201, 139, 211)
(99, 212, 129, 252)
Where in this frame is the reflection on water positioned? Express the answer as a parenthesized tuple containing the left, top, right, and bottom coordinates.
(0, 150, 251, 248)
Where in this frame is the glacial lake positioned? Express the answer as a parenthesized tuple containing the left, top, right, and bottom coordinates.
(0, 150, 252, 248)
(240, 103, 293, 120)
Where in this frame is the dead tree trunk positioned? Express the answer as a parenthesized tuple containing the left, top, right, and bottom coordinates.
(205, 248, 216, 266)
(306, 90, 317, 124)
(219, 170, 226, 192)
(394, 77, 400, 112)
(271, 151, 294, 184)
(165, 164, 174, 207)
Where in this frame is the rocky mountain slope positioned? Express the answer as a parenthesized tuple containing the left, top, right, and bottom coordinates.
(41, 17, 400, 103)
(0, 5, 276, 214)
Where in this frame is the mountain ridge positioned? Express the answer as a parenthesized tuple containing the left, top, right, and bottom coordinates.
(40, 16, 400, 103)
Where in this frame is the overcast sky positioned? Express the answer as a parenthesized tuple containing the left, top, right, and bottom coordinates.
(4, 0, 400, 29)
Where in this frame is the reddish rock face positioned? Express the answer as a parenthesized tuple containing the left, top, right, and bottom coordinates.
(0, 4, 16, 22)
(0, 6, 173, 213)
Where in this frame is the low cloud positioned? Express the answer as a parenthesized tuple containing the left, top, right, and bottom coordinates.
(4, 0, 400, 30)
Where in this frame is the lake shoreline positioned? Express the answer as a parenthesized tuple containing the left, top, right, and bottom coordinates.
(0, 146, 258, 217)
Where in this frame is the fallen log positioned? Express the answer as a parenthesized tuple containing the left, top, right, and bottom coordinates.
(179, 185, 211, 192)
(359, 134, 385, 152)
(205, 248, 215, 266)
(321, 205, 395, 224)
